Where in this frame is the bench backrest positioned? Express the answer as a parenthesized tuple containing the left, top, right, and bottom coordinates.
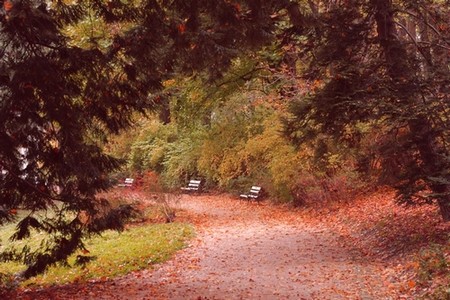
(118, 178, 134, 187)
(187, 180, 201, 189)
(239, 185, 263, 200)
(249, 186, 262, 196)
(181, 179, 202, 192)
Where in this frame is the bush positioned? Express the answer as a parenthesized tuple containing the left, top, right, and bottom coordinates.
(161, 131, 205, 188)
(129, 121, 178, 173)
(290, 168, 365, 207)
(0, 272, 16, 295)
(418, 245, 448, 282)
(119, 79, 368, 206)
(415, 243, 450, 300)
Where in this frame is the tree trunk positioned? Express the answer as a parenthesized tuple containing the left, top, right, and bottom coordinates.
(158, 95, 171, 125)
(371, 0, 450, 221)
(437, 198, 450, 222)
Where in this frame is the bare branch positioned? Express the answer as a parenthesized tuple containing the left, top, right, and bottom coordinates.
(397, 9, 450, 47)
(394, 20, 433, 66)
(416, 41, 450, 51)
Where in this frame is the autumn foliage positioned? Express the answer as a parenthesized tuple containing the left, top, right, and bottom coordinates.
(1, 0, 449, 289)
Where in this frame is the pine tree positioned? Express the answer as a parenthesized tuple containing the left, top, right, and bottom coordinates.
(0, 0, 149, 277)
(283, 0, 450, 220)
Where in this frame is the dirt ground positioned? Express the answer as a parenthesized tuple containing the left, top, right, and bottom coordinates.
(14, 194, 402, 299)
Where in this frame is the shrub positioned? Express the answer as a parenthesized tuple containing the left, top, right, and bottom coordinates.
(160, 129, 206, 188)
(0, 272, 16, 295)
(417, 244, 449, 282)
(129, 121, 178, 173)
(415, 243, 450, 300)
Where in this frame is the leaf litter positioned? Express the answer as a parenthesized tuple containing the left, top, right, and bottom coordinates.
(10, 188, 448, 299)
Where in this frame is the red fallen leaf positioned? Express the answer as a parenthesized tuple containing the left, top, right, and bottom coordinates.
(82, 249, 90, 254)
(407, 280, 416, 288)
(9, 209, 17, 215)
(177, 23, 186, 33)
(4, 0, 13, 11)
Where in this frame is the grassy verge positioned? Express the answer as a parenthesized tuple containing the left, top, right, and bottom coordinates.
(0, 222, 193, 287)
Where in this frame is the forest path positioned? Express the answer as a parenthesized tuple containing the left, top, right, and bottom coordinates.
(18, 194, 398, 299)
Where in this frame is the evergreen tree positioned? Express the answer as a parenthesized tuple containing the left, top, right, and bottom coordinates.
(283, 0, 450, 220)
(0, 0, 150, 277)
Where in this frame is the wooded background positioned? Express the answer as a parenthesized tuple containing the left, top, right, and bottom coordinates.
(0, 0, 449, 277)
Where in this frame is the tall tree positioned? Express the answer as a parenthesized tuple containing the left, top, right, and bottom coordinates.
(371, 0, 450, 219)
(0, 0, 151, 277)
(284, 0, 450, 220)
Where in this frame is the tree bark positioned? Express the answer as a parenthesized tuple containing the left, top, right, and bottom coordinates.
(371, 0, 450, 221)
(284, 1, 305, 33)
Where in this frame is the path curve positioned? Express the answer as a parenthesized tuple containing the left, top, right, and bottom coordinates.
(16, 194, 397, 299)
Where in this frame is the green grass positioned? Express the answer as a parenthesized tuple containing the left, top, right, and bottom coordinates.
(0, 211, 46, 276)
(0, 220, 193, 287)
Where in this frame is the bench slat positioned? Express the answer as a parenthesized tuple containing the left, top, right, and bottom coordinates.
(118, 178, 134, 187)
(181, 179, 202, 192)
(240, 186, 263, 201)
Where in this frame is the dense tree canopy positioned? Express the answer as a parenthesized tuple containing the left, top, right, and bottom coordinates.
(0, 0, 154, 277)
(0, 0, 449, 278)
(0, 0, 292, 278)
(283, 0, 450, 220)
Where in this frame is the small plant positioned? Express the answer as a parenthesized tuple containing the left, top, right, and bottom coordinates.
(153, 193, 180, 223)
(417, 245, 448, 282)
(415, 243, 450, 299)
(0, 272, 17, 293)
(421, 284, 450, 300)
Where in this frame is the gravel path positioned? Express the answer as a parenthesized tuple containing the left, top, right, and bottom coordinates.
(15, 194, 397, 299)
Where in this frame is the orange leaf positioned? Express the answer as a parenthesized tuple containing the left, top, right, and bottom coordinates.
(4, 0, 13, 11)
(408, 280, 416, 288)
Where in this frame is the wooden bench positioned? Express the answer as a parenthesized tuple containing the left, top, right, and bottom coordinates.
(118, 178, 134, 187)
(181, 179, 202, 192)
(240, 186, 263, 201)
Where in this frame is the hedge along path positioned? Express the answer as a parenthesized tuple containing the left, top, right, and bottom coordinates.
(17, 194, 401, 299)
